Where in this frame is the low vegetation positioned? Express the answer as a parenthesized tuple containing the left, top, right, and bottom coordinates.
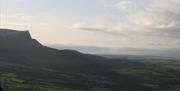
(0, 57, 180, 91)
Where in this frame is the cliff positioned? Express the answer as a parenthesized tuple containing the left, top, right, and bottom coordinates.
(0, 29, 42, 51)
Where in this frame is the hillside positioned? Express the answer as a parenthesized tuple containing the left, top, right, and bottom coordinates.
(0, 29, 111, 74)
(0, 29, 180, 91)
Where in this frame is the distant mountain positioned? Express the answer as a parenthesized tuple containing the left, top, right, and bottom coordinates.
(0, 29, 110, 75)
(49, 44, 180, 59)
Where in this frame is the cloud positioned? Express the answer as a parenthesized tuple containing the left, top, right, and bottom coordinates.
(115, 0, 180, 31)
(1, 14, 32, 23)
(78, 27, 106, 32)
(2, 0, 179, 49)
(115, 0, 141, 13)
(75, 0, 180, 38)
(71, 18, 129, 35)
(69, 0, 180, 48)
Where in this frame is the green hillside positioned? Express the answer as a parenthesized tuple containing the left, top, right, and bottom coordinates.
(0, 29, 180, 91)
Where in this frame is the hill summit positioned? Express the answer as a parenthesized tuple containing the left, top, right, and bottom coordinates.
(0, 29, 42, 51)
(0, 29, 32, 41)
(0, 28, 110, 74)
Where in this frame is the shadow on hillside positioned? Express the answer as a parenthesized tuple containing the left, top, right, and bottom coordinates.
(0, 86, 3, 91)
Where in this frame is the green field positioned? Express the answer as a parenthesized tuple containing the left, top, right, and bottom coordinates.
(0, 56, 180, 91)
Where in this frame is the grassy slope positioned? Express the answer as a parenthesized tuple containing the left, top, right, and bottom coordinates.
(0, 56, 180, 91)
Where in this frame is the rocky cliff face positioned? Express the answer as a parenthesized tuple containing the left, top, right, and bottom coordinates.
(0, 29, 32, 40)
(0, 29, 42, 51)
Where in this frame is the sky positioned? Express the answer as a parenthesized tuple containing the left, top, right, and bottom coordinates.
(0, 0, 180, 49)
